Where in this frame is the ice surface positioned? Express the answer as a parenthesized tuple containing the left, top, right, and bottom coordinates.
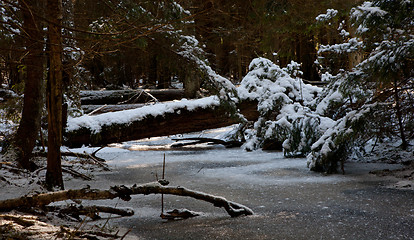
(66, 126, 374, 188)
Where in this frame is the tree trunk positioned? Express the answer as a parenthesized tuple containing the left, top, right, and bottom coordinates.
(46, 0, 64, 190)
(147, 52, 157, 87)
(183, 69, 201, 99)
(65, 99, 259, 147)
(394, 76, 408, 150)
(157, 66, 170, 89)
(14, 0, 44, 171)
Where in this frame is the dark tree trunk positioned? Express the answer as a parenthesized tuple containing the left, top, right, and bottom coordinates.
(394, 76, 408, 150)
(7, 54, 23, 89)
(157, 67, 170, 89)
(14, 0, 44, 171)
(89, 55, 105, 88)
(147, 52, 157, 87)
(183, 69, 201, 99)
(46, 0, 64, 190)
(300, 35, 320, 81)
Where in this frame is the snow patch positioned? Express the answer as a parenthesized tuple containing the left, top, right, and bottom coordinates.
(316, 9, 338, 22)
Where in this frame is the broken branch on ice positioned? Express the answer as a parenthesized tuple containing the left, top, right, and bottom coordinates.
(171, 137, 243, 148)
(47, 205, 134, 221)
(0, 182, 253, 218)
(33, 150, 110, 171)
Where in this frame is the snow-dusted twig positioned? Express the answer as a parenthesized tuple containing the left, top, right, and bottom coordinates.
(88, 104, 108, 116)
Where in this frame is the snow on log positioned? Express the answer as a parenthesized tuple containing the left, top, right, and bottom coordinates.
(80, 89, 185, 105)
(0, 182, 254, 218)
(65, 96, 259, 147)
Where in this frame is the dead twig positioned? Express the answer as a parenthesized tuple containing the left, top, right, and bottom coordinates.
(33, 151, 110, 171)
(120, 229, 132, 240)
(1, 163, 30, 174)
(161, 153, 166, 217)
(91, 146, 106, 159)
(59, 225, 122, 239)
(62, 167, 93, 181)
(88, 104, 108, 116)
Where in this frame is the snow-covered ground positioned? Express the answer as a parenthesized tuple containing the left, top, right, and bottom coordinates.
(1, 126, 413, 239)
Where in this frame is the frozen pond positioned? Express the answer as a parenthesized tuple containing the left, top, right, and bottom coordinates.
(67, 127, 414, 240)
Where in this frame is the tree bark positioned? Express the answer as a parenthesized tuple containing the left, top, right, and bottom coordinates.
(46, 0, 64, 189)
(14, 0, 44, 171)
(147, 51, 157, 87)
(65, 99, 259, 147)
(0, 182, 254, 217)
(394, 76, 408, 150)
(183, 69, 201, 99)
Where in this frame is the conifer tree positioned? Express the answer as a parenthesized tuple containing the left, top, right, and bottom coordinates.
(308, 0, 413, 171)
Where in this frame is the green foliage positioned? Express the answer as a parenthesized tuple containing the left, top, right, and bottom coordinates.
(284, 117, 322, 157)
(234, 57, 323, 152)
(351, 0, 413, 50)
(233, 0, 412, 173)
(69, 0, 198, 89)
(10, 80, 25, 95)
(307, 105, 375, 172)
(307, 0, 414, 172)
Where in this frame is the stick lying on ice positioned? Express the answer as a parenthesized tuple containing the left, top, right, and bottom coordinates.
(171, 137, 243, 148)
(0, 182, 254, 218)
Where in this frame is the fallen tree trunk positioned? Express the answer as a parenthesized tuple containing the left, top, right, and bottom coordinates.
(0, 182, 254, 217)
(80, 89, 185, 105)
(65, 97, 259, 147)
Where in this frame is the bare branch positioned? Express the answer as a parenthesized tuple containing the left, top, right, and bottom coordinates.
(0, 182, 254, 217)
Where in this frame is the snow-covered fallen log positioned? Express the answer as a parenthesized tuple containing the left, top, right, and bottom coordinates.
(65, 96, 258, 147)
(0, 182, 254, 218)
